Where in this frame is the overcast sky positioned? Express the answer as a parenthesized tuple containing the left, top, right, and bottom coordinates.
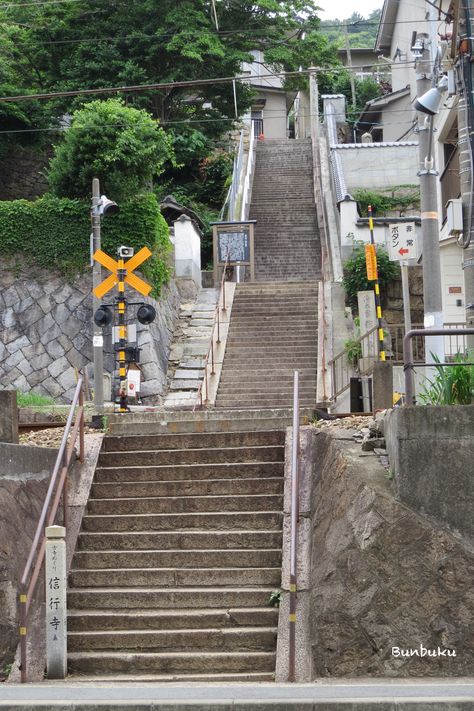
(316, 0, 383, 21)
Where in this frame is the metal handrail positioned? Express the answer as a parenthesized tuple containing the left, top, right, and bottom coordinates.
(240, 125, 256, 221)
(19, 376, 85, 683)
(403, 327, 474, 405)
(329, 325, 379, 399)
(195, 256, 230, 409)
(288, 370, 299, 682)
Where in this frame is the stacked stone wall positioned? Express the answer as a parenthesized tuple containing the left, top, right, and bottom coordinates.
(0, 258, 180, 402)
(0, 146, 50, 201)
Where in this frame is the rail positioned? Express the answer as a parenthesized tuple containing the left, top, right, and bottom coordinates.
(19, 376, 85, 683)
(240, 125, 256, 221)
(288, 370, 300, 682)
(220, 130, 244, 222)
(195, 256, 230, 408)
(329, 322, 469, 400)
(403, 327, 474, 405)
(329, 325, 379, 400)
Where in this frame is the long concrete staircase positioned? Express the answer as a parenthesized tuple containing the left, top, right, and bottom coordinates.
(250, 138, 321, 281)
(216, 281, 318, 409)
(67, 427, 284, 681)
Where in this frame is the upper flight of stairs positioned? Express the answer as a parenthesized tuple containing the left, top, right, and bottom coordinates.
(216, 281, 318, 409)
(250, 138, 321, 281)
(67, 428, 284, 682)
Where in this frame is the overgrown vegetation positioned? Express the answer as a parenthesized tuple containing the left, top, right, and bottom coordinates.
(16, 392, 54, 408)
(419, 353, 474, 405)
(354, 186, 420, 216)
(344, 316, 363, 368)
(0, 194, 171, 296)
(48, 100, 175, 201)
(342, 241, 399, 309)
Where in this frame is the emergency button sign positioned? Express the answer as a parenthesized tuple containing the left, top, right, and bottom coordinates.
(388, 222, 419, 262)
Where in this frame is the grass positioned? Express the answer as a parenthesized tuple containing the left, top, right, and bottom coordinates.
(16, 392, 55, 408)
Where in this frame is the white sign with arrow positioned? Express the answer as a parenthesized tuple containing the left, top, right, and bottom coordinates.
(388, 222, 419, 262)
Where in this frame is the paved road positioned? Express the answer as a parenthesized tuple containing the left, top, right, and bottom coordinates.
(1, 680, 474, 708)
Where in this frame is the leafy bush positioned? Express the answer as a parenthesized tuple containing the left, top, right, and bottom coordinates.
(47, 99, 174, 201)
(0, 194, 171, 295)
(419, 353, 474, 405)
(354, 186, 420, 216)
(342, 241, 399, 309)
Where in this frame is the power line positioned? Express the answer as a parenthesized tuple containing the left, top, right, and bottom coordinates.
(0, 15, 442, 47)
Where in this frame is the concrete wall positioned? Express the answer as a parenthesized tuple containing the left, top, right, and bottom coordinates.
(385, 405, 474, 548)
(289, 426, 474, 678)
(334, 143, 419, 191)
(171, 216, 202, 289)
(0, 146, 50, 201)
(261, 91, 288, 139)
(381, 94, 414, 142)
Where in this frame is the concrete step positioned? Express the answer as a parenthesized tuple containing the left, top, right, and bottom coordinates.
(216, 396, 316, 407)
(69, 566, 281, 588)
(77, 530, 282, 551)
(95, 461, 284, 483)
(68, 626, 277, 652)
(81, 510, 282, 532)
(98, 445, 284, 467)
(65, 670, 275, 682)
(67, 650, 276, 675)
(67, 606, 278, 632)
(87, 493, 283, 516)
(102, 430, 284, 452)
(68, 586, 277, 610)
(90, 477, 283, 500)
(73, 548, 282, 570)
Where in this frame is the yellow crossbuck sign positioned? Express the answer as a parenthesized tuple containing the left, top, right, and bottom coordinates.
(93, 247, 152, 298)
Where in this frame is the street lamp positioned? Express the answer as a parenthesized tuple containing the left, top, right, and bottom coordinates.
(415, 73, 448, 364)
(91, 178, 119, 418)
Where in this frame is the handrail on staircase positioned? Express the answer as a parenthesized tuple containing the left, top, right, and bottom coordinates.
(288, 370, 300, 682)
(195, 254, 230, 409)
(18, 376, 85, 683)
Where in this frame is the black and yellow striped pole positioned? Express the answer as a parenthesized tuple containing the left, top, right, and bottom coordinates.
(116, 256, 129, 412)
(366, 205, 386, 362)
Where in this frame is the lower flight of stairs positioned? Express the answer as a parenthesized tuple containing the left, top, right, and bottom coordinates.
(67, 429, 284, 681)
(216, 281, 318, 409)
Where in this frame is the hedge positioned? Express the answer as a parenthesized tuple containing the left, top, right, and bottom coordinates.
(0, 193, 171, 296)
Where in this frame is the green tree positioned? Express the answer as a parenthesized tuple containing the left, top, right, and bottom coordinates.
(0, 0, 338, 135)
(47, 99, 174, 200)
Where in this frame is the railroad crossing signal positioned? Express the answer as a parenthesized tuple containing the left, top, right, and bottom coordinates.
(93, 246, 152, 298)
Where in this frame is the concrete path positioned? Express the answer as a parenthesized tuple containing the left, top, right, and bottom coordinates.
(1, 680, 474, 709)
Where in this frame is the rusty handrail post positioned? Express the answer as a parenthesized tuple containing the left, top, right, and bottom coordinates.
(79, 382, 85, 463)
(403, 328, 474, 405)
(216, 305, 220, 344)
(19, 376, 84, 682)
(288, 370, 299, 682)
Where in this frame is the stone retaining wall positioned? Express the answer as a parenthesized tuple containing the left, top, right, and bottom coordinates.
(0, 258, 180, 402)
(281, 427, 474, 679)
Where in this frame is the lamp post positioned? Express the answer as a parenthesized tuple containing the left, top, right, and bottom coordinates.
(90, 178, 119, 416)
(414, 40, 447, 363)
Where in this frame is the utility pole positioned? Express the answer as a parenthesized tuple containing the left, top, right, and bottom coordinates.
(415, 33, 445, 362)
(91, 177, 104, 414)
(457, 0, 474, 347)
(343, 23, 357, 112)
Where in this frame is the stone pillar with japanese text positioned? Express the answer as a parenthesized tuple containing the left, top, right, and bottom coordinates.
(45, 525, 67, 679)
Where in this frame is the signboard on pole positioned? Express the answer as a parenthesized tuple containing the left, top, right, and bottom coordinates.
(388, 222, 419, 262)
(212, 221, 256, 284)
(365, 244, 378, 281)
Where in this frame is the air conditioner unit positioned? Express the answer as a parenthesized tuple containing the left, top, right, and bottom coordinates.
(446, 198, 463, 235)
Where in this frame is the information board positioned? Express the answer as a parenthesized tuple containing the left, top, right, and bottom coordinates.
(217, 227, 251, 264)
